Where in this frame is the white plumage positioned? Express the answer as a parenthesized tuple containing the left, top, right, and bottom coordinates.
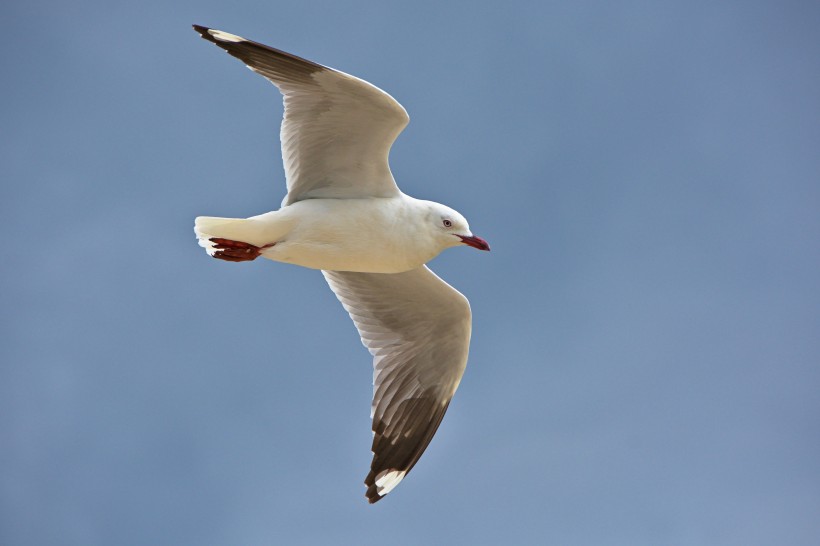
(192, 25, 489, 503)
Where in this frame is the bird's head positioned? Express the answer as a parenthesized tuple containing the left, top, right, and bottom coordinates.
(425, 202, 490, 252)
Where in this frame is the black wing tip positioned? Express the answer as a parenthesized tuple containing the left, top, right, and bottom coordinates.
(365, 487, 384, 504)
(365, 469, 383, 504)
(364, 466, 410, 504)
(190, 24, 326, 76)
(192, 24, 211, 37)
(192, 24, 221, 47)
(361, 396, 452, 504)
(192, 25, 247, 46)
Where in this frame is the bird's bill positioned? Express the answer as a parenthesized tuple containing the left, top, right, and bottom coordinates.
(457, 234, 490, 251)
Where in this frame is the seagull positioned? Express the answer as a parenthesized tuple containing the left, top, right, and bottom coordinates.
(191, 25, 489, 503)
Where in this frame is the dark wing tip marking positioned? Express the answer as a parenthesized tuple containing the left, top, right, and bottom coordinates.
(364, 395, 451, 503)
(192, 24, 327, 81)
(365, 480, 386, 504)
(192, 24, 212, 38)
(192, 25, 238, 48)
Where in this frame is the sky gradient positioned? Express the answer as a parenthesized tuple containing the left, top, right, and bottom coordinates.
(2, 1, 819, 544)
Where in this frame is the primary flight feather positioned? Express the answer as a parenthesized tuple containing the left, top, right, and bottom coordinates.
(192, 25, 489, 503)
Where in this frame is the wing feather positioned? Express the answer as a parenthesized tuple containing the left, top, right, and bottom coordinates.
(193, 25, 409, 204)
(322, 266, 472, 503)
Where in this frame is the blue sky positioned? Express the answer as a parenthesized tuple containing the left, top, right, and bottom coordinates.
(2, 1, 819, 544)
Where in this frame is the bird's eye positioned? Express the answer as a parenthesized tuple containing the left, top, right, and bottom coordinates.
(442, 219, 453, 228)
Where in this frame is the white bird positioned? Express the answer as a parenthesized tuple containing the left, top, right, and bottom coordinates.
(192, 25, 489, 503)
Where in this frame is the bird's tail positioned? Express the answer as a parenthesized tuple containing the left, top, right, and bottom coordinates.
(194, 216, 267, 257)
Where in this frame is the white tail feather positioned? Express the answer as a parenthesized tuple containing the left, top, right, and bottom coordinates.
(194, 216, 265, 256)
(194, 209, 293, 257)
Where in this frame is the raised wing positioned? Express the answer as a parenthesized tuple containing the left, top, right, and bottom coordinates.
(193, 26, 408, 205)
(322, 266, 472, 503)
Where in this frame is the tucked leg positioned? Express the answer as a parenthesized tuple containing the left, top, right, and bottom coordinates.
(210, 238, 275, 262)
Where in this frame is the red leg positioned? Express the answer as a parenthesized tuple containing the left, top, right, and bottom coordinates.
(209, 238, 275, 262)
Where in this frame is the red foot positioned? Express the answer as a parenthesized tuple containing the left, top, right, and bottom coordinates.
(210, 238, 275, 262)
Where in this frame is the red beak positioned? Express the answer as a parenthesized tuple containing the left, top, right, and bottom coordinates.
(458, 234, 490, 251)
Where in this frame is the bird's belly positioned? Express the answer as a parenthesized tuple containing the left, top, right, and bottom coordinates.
(252, 198, 436, 273)
(262, 238, 425, 273)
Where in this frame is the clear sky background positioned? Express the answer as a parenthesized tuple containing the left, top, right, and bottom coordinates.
(2, 1, 819, 544)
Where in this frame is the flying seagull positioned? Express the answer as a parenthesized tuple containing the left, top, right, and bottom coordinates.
(191, 25, 489, 503)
